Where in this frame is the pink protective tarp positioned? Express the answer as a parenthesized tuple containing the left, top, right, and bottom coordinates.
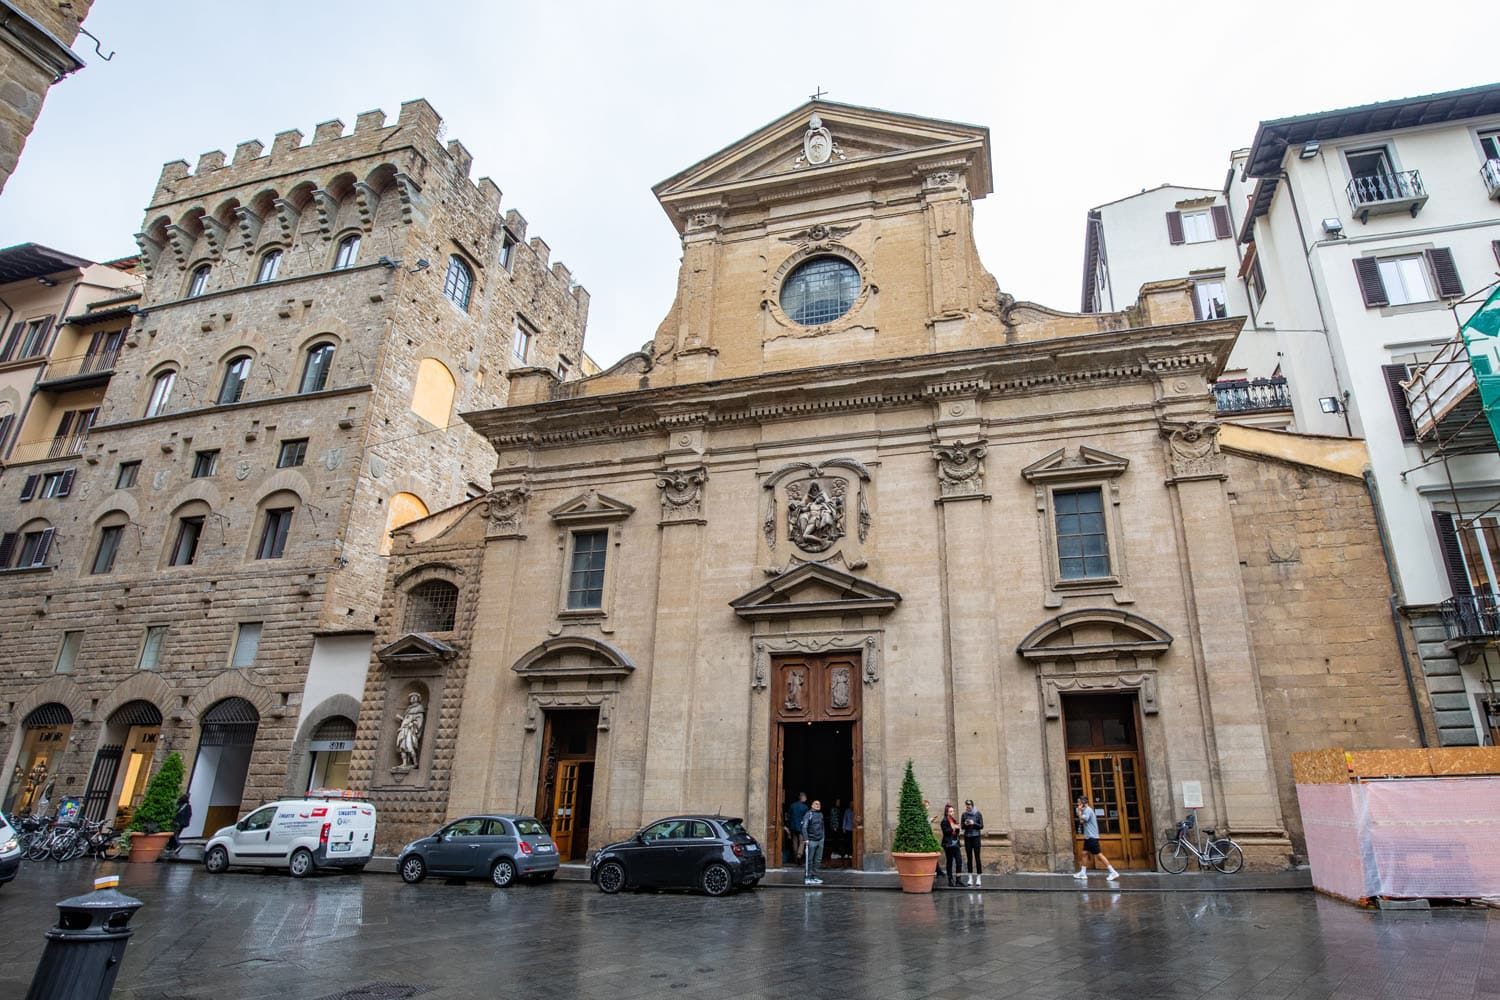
(1297, 777, 1500, 900)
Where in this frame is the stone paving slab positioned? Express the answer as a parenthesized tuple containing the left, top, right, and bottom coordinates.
(2, 858, 1495, 1000)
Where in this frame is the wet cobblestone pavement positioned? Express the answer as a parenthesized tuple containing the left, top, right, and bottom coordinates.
(2, 860, 1497, 1000)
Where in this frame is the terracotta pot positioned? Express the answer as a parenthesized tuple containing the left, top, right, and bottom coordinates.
(128, 831, 173, 863)
(891, 851, 942, 894)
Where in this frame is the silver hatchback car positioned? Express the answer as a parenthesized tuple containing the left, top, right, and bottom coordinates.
(398, 814, 560, 888)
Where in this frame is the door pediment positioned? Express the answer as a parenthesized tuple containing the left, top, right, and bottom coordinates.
(730, 562, 900, 620)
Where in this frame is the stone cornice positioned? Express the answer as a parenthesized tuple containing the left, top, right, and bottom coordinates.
(0, 1, 84, 82)
(466, 320, 1241, 449)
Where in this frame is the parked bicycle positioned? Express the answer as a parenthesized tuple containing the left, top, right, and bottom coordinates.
(17, 813, 125, 863)
(1158, 813, 1243, 874)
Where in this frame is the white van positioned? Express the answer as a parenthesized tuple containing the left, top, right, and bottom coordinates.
(203, 792, 376, 878)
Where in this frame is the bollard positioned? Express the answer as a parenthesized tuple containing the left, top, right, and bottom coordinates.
(25, 875, 143, 1000)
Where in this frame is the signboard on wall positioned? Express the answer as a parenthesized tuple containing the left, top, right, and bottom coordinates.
(1181, 780, 1204, 809)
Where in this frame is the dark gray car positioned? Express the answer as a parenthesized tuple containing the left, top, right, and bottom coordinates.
(398, 814, 559, 888)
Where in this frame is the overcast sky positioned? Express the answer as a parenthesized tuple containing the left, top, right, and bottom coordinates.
(0, 0, 1488, 367)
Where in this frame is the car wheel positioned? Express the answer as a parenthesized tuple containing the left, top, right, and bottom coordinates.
(701, 862, 734, 897)
(204, 846, 229, 875)
(399, 856, 426, 884)
(289, 848, 315, 879)
(490, 858, 516, 888)
(596, 860, 625, 894)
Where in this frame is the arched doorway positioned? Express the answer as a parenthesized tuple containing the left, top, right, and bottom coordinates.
(305, 715, 355, 792)
(3, 703, 73, 814)
(186, 697, 260, 837)
(83, 700, 163, 825)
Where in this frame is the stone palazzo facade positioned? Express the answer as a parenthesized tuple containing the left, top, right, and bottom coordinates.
(354, 103, 1425, 871)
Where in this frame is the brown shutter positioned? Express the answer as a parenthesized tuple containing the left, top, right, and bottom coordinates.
(1211, 205, 1233, 239)
(33, 315, 53, 354)
(1382, 364, 1418, 442)
(1165, 211, 1185, 245)
(31, 527, 54, 567)
(19, 474, 38, 501)
(1354, 258, 1389, 307)
(0, 532, 15, 567)
(58, 469, 75, 497)
(1492, 240, 1500, 268)
(1425, 247, 1464, 299)
(0, 322, 22, 362)
(1433, 511, 1474, 599)
(0, 413, 12, 451)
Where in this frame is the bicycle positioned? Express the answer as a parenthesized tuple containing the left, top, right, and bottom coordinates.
(1157, 812, 1243, 874)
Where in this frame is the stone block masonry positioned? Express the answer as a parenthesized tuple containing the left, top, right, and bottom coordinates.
(0, 0, 93, 195)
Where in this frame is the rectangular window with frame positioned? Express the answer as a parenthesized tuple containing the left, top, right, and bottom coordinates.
(137, 625, 167, 670)
(1054, 487, 1110, 580)
(565, 529, 608, 610)
(54, 630, 83, 674)
(256, 508, 293, 560)
(1193, 279, 1228, 320)
(1377, 255, 1434, 306)
(1180, 210, 1214, 244)
(92, 524, 123, 574)
(192, 449, 219, 478)
(116, 461, 140, 489)
(512, 320, 533, 363)
(277, 439, 307, 468)
(1481, 130, 1500, 163)
(15, 528, 54, 568)
(38, 470, 74, 499)
(1, 316, 54, 362)
(168, 516, 204, 566)
(229, 622, 262, 668)
(500, 233, 517, 270)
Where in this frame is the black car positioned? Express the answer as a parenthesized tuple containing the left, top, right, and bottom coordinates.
(590, 815, 766, 897)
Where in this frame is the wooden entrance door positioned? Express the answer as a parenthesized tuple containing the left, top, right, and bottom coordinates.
(535, 710, 597, 861)
(1062, 693, 1153, 870)
(551, 760, 583, 860)
(770, 653, 862, 868)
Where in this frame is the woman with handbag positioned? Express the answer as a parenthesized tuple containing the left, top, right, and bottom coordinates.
(940, 803, 963, 887)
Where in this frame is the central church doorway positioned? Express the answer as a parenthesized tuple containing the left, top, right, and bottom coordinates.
(770, 653, 862, 868)
(535, 709, 597, 861)
(1063, 692, 1153, 869)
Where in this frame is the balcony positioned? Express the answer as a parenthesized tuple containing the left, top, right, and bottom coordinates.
(1439, 594, 1500, 645)
(1346, 170, 1427, 223)
(1404, 338, 1496, 451)
(1213, 376, 1292, 415)
(1482, 159, 1500, 201)
(6, 433, 88, 465)
(36, 349, 120, 389)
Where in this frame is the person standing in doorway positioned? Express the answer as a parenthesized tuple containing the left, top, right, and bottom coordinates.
(789, 792, 809, 863)
(165, 793, 192, 854)
(961, 798, 984, 886)
(940, 803, 963, 887)
(802, 798, 826, 885)
(841, 800, 854, 863)
(1073, 795, 1119, 881)
(828, 798, 845, 859)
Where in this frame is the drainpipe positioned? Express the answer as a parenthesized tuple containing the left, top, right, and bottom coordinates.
(1364, 468, 1430, 746)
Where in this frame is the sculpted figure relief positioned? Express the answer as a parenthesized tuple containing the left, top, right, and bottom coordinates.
(830, 666, 851, 709)
(785, 669, 806, 711)
(394, 691, 426, 769)
(787, 480, 845, 553)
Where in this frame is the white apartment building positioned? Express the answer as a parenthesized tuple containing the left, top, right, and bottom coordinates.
(1085, 82, 1500, 746)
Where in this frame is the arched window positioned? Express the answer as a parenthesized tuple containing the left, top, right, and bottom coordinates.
(145, 370, 176, 418)
(251, 490, 300, 560)
(166, 500, 211, 567)
(4, 518, 55, 568)
(410, 358, 455, 427)
(90, 511, 130, 575)
(255, 249, 283, 284)
(217, 355, 253, 405)
(381, 492, 430, 555)
(332, 234, 360, 270)
(299, 343, 335, 394)
(187, 264, 211, 298)
(442, 255, 473, 310)
(404, 579, 458, 632)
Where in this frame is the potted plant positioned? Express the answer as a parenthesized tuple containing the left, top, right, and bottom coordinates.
(890, 760, 942, 893)
(128, 751, 184, 862)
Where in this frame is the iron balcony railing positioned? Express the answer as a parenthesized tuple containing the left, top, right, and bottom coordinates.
(1346, 170, 1427, 221)
(1213, 376, 1291, 414)
(1439, 594, 1500, 642)
(1482, 159, 1500, 201)
(39, 348, 121, 383)
(7, 433, 88, 464)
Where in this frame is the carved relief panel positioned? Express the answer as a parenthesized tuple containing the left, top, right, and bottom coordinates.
(761, 459, 872, 574)
(773, 654, 860, 723)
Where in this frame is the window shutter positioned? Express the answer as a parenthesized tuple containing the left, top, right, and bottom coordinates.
(31, 527, 54, 567)
(1165, 211, 1185, 245)
(0, 532, 15, 567)
(1211, 205, 1232, 239)
(1190, 288, 1203, 321)
(1354, 258, 1389, 307)
(0, 413, 12, 450)
(1492, 240, 1500, 268)
(0, 322, 22, 362)
(20, 474, 38, 501)
(34, 315, 53, 350)
(1424, 247, 1464, 299)
(1432, 511, 1474, 599)
(58, 469, 75, 497)
(1382, 363, 1418, 442)
(54, 410, 73, 440)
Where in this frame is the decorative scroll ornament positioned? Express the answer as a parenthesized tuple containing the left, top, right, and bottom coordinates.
(484, 485, 531, 536)
(656, 466, 707, 522)
(794, 114, 846, 169)
(932, 439, 988, 499)
(1162, 420, 1224, 481)
(786, 479, 845, 553)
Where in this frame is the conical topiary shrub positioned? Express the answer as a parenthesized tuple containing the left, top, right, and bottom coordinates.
(891, 759, 940, 853)
(129, 751, 184, 834)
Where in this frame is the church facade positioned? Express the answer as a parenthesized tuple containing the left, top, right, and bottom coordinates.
(350, 103, 1426, 871)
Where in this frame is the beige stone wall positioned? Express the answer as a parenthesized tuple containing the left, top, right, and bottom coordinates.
(0, 0, 92, 194)
(1226, 452, 1426, 856)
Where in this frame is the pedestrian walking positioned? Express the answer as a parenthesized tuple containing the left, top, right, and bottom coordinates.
(961, 798, 984, 886)
(1073, 796, 1119, 881)
(165, 792, 192, 854)
(802, 798, 826, 885)
(939, 803, 962, 887)
(789, 792, 809, 863)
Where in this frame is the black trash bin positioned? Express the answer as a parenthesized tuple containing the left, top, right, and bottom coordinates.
(25, 881, 143, 1000)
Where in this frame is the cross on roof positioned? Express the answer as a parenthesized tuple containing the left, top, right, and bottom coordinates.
(810, 86, 828, 101)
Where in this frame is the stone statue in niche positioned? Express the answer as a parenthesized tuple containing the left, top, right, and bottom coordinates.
(394, 691, 426, 769)
(830, 666, 851, 709)
(787, 480, 845, 553)
(785, 669, 806, 711)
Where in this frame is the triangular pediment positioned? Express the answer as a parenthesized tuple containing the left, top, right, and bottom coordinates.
(1021, 446, 1130, 484)
(376, 633, 457, 668)
(653, 101, 992, 230)
(549, 490, 635, 524)
(730, 562, 901, 620)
